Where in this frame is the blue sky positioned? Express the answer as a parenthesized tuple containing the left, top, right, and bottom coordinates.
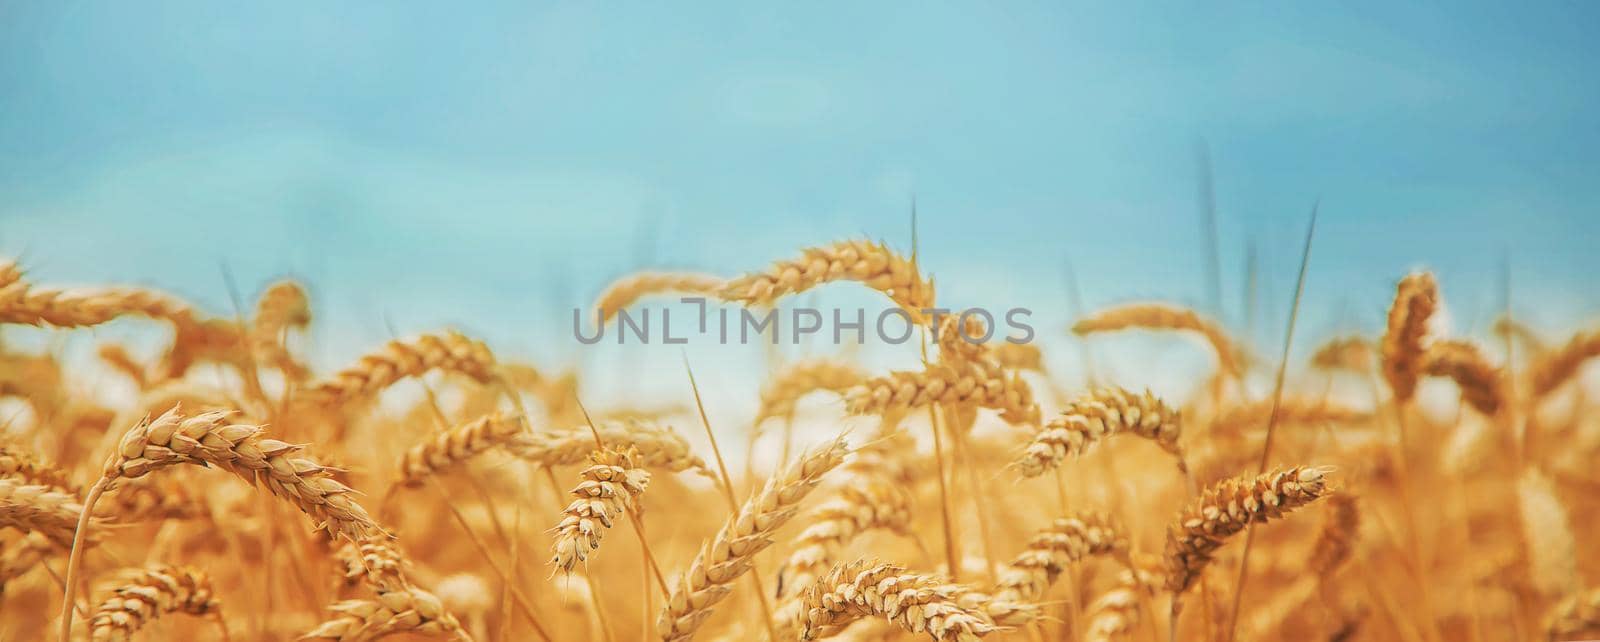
(2, 3, 1597, 396)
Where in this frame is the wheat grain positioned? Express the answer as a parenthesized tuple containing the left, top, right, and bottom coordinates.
(88, 565, 219, 642)
(720, 239, 934, 322)
(398, 413, 527, 487)
(1072, 302, 1240, 375)
(0, 441, 77, 492)
(549, 445, 651, 574)
(595, 272, 724, 325)
(798, 560, 1000, 641)
(338, 535, 410, 592)
(657, 436, 849, 641)
(1012, 388, 1183, 477)
(994, 511, 1127, 603)
(1381, 272, 1438, 402)
(1164, 466, 1330, 593)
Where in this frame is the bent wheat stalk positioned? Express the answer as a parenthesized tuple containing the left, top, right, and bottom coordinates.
(1012, 388, 1183, 477)
(60, 408, 382, 642)
(397, 413, 527, 487)
(1164, 467, 1331, 594)
(250, 279, 312, 378)
(720, 239, 934, 322)
(89, 565, 219, 642)
(799, 560, 1000, 641)
(303, 585, 472, 641)
(594, 272, 724, 326)
(305, 331, 496, 405)
(1072, 302, 1241, 376)
(657, 437, 849, 641)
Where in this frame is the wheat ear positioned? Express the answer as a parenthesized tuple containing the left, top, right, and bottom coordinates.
(0, 441, 78, 493)
(1529, 328, 1600, 398)
(1308, 493, 1360, 577)
(0, 532, 53, 592)
(1545, 587, 1600, 642)
(755, 359, 868, 426)
(0, 478, 97, 547)
(594, 272, 724, 325)
(336, 535, 410, 592)
(846, 360, 1040, 426)
(88, 565, 219, 642)
(550, 446, 651, 574)
(1417, 339, 1506, 416)
(994, 511, 1128, 604)
(0, 282, 196, 328)
(305, 331, 495, 405)
(1072, 302, 1241, 375)
(656, 436, 849, 641)
(510, 421, 709, 476)
(1083, 558, 1163, 642)
(1012, 388, 1183, 477)
(250, 279, 312, 378)
(1309, 336, 1373, 372)
(799, 560, 1001, 641)
(777, 477, 912, 598)
(720, 239, 934, 322)
(398, 413, 526, 487)
(1164, 467, 1330, 593)
(1380, 272, 1438, 402)
(302, 585, 472, 641)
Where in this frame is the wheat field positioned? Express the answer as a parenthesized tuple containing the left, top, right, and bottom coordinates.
(0, 238, 1596, 642)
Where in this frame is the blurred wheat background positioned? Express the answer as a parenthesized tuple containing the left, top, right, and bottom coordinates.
(2, 3, 1599, 642)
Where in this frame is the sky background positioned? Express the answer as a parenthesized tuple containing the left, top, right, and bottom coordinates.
(2, 3, 1597, 411)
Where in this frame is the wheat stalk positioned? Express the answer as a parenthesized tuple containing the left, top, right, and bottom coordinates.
(657, 436, 849, 641)
(594, 272, 724, 325)
(88, 565, 219, 642)
(1012, 388, 1183, 477)
(1380, 272, 1438, 402)
(397, 413, 527, 487)
(994, 511, 1127, 604)
(550, 446, 651, 574)
(755, 359, 867, 427)
(798, 560, 1001, 641)
(305, 331, 495, 405)
(1164, 467, 1331, 593)
(720, 239, 934, 322)
(1072, 302, 1241, 375)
